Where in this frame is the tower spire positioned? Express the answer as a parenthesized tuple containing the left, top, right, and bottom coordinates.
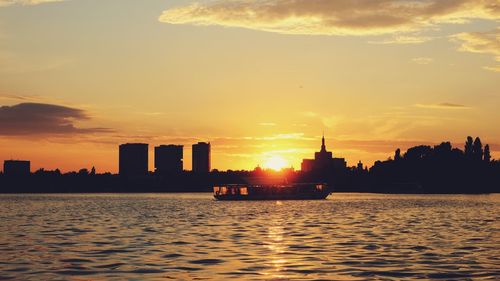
(321, 132, 326, 152)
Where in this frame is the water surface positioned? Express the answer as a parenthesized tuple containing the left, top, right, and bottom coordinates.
(0, 193, 498, 280)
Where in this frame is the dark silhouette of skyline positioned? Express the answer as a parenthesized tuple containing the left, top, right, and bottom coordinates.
(192, 142, 211, 173)
(119, 143, 148, 177)
(365, 136, 498, 193)
(0, 136, 498, 194)
(3, 160, 30, 177)
(155, 145, 184, 174)
(301, 134, 347, 172)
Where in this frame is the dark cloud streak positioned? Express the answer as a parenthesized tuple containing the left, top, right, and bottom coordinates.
(0, 103, 113, 136)
(415, 103, 470, 109)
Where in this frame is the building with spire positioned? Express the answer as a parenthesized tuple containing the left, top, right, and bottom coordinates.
(301, 135, 347, 172)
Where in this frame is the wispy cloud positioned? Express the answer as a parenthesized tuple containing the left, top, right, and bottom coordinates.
(415, 103, 470, 109)
(369, 35, 434, 45)
(243, 133, 313, 141)
(411, 57, 434, 65)
(159, 0, 499, 36)
(483, 65, 500, 72)
(0, 0, 63, 7)
(452, 27, 500, 72)
(259, 122, 277, 126)
(0, 103, 113, 136)
(0, 94, 43, 102)
(302, 111, 318, 117)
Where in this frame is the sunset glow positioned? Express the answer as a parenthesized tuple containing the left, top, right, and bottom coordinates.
(0, 0, 498, 173)
(0, 2, 499, 281)
(262, 155, 290, 171)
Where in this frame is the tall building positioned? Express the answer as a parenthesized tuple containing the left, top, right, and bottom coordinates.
(301, 135, 346, 172)
(3, 160, 30, 177)
(192, 142, 211, 173)
(119, 143, 148, 177)
(155, 145, 183, 174)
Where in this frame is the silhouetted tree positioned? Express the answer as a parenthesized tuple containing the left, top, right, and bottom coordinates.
(484, 144, 491, 162)
(473, 137, 483, 161)
(34, 168, 44, 176)
(90, 166, 96, 176)
(404, 145, 432, 160)
(465, 136, 474, 158)
(434, 142, 452, 158)
(78, 168, 89, 176)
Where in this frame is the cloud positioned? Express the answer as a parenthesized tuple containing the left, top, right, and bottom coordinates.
(0, 94, 41, 102)
(0, 93, 66, 104)
(302, 111, 318, 117)
(0, 0, 63, 7)
(453, 28, 500, 56)
(0, 103, 113, 136)
(415, 103, 470, 109)
(483, 65, 500, 72)
(159, 0, 499, 36)
(259, 122, 277, 126)
(243, 133, 313, 141)
(369, 35, 434, 45)
(452, 27, 500, 72)
(411, 57, 434, 64)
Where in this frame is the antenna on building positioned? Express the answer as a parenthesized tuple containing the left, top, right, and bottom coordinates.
(321, 131, 326, 152)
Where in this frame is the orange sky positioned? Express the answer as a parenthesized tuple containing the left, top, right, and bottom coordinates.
(0, 0, 499, 172)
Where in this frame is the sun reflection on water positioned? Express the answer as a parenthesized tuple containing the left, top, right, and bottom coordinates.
(265, 215, 289, 279)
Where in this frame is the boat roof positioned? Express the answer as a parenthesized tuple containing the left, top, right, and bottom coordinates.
(218, 183, 325, 188)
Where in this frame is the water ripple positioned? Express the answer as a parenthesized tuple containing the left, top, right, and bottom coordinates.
(0, 193, 499, 280)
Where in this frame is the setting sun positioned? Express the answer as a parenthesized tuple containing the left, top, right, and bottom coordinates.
(262, 155, 289, 171)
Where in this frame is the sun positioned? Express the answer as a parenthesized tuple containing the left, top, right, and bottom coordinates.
(262, 155, 289, 171)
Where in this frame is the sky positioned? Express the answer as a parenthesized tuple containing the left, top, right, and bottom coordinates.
(0, 0, 499, 173)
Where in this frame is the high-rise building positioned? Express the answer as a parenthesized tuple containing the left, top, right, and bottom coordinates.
(3, 160, 30, 177)
(155, 145, 183, 174)
(192, 142, 211, 173)
(119, 143, 148, 177)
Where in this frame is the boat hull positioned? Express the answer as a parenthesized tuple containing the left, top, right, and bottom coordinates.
(213, 183, 330, 201)
(214, 192, 330, 201)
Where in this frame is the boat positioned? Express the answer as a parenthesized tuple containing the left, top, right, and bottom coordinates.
(213, 183, 330, 201)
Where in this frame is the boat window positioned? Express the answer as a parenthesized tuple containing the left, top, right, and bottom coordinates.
(220, 186, 228, 195)
(213, 186, 220, 194)
(316, 184, 323, 191)
(240, 187, 248, 195)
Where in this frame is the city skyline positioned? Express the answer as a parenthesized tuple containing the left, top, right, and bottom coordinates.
(0, 0, 499, 172)
(2, 135, 495, 175)
(1, 137, 338, 173)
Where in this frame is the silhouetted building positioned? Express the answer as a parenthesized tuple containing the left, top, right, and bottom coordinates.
(119, 143, 148, 177)
(357, 161, 364, 171)
(3, 160, 30, 177)
(192, 142, 211, 173)
(155, 145, 183, 174)
(301, 135, 347, 172)
(301, 159, 314, 172)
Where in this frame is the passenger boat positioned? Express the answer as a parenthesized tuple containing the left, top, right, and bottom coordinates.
(213, 183, 330, 201)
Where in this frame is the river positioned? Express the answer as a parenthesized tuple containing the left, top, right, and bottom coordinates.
(0, 193, 498, 280)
